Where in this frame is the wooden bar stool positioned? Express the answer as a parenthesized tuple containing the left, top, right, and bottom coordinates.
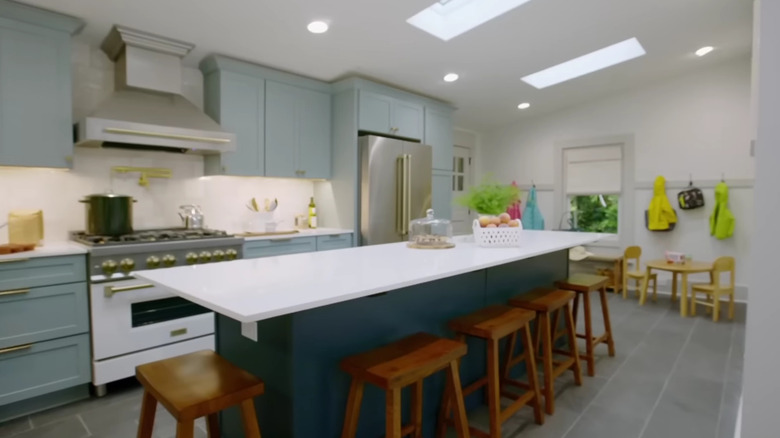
(556, 274, 616, 377)
(135, 350, 264, 438)
(438, 305, 544, 438)
(508, 288, 582, 415)
(340, 332, 470, 438)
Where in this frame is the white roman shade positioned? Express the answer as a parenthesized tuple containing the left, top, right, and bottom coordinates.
(564, 144, 622, 195)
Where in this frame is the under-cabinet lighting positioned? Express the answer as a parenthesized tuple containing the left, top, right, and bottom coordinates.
(408, 0, 535, 41)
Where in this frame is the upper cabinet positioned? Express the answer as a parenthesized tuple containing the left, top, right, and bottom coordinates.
(359, 91, 423, 140)
(424, 107, 454, 171)
(265, 81, 331, 179)
(200, 55, 332, 179)
(0, 2, 83, 168)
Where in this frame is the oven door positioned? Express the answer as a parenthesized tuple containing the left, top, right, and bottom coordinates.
(91, 276, 215, 361)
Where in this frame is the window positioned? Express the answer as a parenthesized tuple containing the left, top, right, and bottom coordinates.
(563, 144, 622, 235)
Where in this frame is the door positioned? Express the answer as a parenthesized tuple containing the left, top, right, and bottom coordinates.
(393, 100, 423, 140)
(360, 136, 405, 245)
(297, 88, 331, 179)
(358, 91, 392, 134)
(265, 81, 298, 178)
(451, 145, 473, 234)
(404, 142, 432, 223)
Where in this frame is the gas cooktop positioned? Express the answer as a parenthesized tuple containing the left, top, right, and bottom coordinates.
(71, 228, 231, 247)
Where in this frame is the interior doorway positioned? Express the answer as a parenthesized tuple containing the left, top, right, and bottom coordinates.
(451, 145, 473, 234)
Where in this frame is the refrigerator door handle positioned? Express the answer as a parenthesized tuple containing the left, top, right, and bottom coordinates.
(396, 155, 405, 235)
(404, 154, 412, 234)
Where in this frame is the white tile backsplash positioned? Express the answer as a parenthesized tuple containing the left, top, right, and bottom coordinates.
(0, 40, 316, 243)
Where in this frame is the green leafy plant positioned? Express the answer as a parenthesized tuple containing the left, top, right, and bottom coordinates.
(456, 178, 521, 215)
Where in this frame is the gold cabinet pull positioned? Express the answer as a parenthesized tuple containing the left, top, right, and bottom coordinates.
(170, 328, 188, 337)
(0, 344, 32, 355)
(104, 283, 155, 297)
(0, 288, 30, 297)
(0, 258, 29, 264)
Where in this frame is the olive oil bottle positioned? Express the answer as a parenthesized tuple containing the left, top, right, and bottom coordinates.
(308, 197, 317, 229)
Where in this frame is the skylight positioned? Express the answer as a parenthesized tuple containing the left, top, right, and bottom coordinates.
(521, 38, 646, 89)
(407, 0, 535, 41)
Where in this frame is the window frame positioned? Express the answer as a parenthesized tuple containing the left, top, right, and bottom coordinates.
(554, 135, 635, 249)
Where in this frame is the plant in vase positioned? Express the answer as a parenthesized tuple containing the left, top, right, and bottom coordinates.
(456, 178, 522, 228)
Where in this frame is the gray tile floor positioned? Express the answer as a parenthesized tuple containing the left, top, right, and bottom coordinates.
(0, 292, 745, 438)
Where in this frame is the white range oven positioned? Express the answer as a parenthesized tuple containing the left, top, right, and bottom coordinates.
(72, 229, 242, 396)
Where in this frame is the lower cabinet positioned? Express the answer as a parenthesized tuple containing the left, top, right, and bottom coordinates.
(0, 334, 90, 406)
(243, 233, 354, 259)
(316, 234, 353, 252)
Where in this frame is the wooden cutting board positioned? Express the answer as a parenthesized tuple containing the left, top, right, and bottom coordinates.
(237, 230, 301, 237)
(0, 243, 36, 255)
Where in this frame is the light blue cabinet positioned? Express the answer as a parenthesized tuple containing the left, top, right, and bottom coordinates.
(265, 81, 331, 179)
(433, 171, 453, 220)
(0, 5, 82, 168)
(203, 71, 264, 176)
(358, 91, 423, 140)
(315, 234, 353, 252)
(0, 254, 86, 292)
(425, 107, 455, 171)
(243, 237, 317, 259)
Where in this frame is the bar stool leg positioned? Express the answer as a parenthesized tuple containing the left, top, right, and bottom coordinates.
(582, 292, 595, 377)
(572, 294, 580, 327)
(502, 331, 518, 381)
(240, 399, 262, 438)
(341, 379, 365, 438)
(175, 420, 195, 438)
(564, 303, 583, 386)
(599, 287, 616, 357)
(538, 311, 555, 415)
(486, 338, 502, 438)
(386, 387, 402, 438)
(206, 414, 219, 438)
(447, 361, 470, 438)
(410, 381, 423, 438)
(520, 324, 544, 425)
(137, 390, 157, 438)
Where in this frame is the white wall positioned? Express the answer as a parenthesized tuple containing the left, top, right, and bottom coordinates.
(0, 40, 315, 243)
(480, 57, 753, 297)
(741, 0, 780, 435)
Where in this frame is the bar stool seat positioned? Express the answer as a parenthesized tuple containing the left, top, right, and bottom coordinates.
(509, 288, 582, 415)
(136, 350, 265, 438)
(438, 305, 543, 438)
(341, 332, 470, 438)
(556, 274, 616, 376)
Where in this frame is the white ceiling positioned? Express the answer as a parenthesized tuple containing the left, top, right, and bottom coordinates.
(19, 0, 753, 131)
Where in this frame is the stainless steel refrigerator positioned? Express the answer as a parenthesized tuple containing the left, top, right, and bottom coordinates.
(360, 135, 432, 246)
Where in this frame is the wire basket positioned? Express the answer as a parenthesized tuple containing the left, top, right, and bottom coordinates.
(472, 219, 522, 247)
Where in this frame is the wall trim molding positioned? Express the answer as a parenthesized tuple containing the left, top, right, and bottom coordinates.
(635, 179, 754, 190)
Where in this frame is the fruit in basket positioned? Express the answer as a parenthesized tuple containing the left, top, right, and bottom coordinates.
(478, 216, 492, 227)
(490, 216, 501, 226)
(499, 223, 509, 228)
(486, 223, 497, 228)
(499, 213, 511, 224)
(508, 220, 520, 227)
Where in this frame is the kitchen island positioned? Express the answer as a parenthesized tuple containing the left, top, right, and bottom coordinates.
(136, 230, 603, 438)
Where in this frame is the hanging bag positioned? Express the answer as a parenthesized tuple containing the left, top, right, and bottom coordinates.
(677, 181, 705, 210)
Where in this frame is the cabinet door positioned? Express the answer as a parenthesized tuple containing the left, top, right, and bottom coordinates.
(265, 81, 299, 178)
(205, 71, 263, 175)
(425, 107, 454, 171)
(243, 237, 317, 259)
(432, 172, 453, 220)
(358, 91, 392, 134)
(0, 21, 72, 168)
(392, 100, 423, 140)
(297, 89, 331, 179)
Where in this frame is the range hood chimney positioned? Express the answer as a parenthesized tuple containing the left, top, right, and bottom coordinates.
(75, 26, 235, 154)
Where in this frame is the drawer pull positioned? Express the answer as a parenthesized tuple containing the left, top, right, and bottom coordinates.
(0, 344, 32, 355)
(0, 288, 30, 297)
(0, 258, 29, 264)
(270, 238, 293, 243)
(104, 283, 155, 297)
(170, 328, 188, 337)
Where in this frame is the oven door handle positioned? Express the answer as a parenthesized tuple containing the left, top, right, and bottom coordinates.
(104, 283, 156, 297)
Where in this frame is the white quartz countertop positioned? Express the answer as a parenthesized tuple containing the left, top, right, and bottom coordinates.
(0, 242, 87, 261)
(241, 228, 353, 242)
(135, 231, 603, 323)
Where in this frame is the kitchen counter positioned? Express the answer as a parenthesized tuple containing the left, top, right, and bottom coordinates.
(135, 230, 602, 438)
(239, 227, 353, 242)
(136, 230, 602, 323)
(0, 242, 87, 261)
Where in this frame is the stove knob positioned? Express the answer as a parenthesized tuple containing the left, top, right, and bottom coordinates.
(119, 258, 135, 274)
(199, 251, 212, 263)
(146, 256, 161, 269)
(212, 250, 225, 261)
(101, 260, 118, 276)
(226, 249, 238, 260)
(185, 252, 199, 265)
(162, 254, 177, 267)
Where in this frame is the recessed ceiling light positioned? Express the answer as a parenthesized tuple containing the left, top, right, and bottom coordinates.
(307, 21, 329, 34)
(517, 102, 530, 110)
(408, 0, 535, 41)
(695, 46, 714, 57)
(443, 73, 459, 82)
(521, 37, 646, 89)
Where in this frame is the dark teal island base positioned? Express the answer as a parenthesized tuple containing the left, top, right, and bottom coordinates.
(216, 250, 568, 438)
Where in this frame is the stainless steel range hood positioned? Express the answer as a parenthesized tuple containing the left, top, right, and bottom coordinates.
(75, 26, 235, 154)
